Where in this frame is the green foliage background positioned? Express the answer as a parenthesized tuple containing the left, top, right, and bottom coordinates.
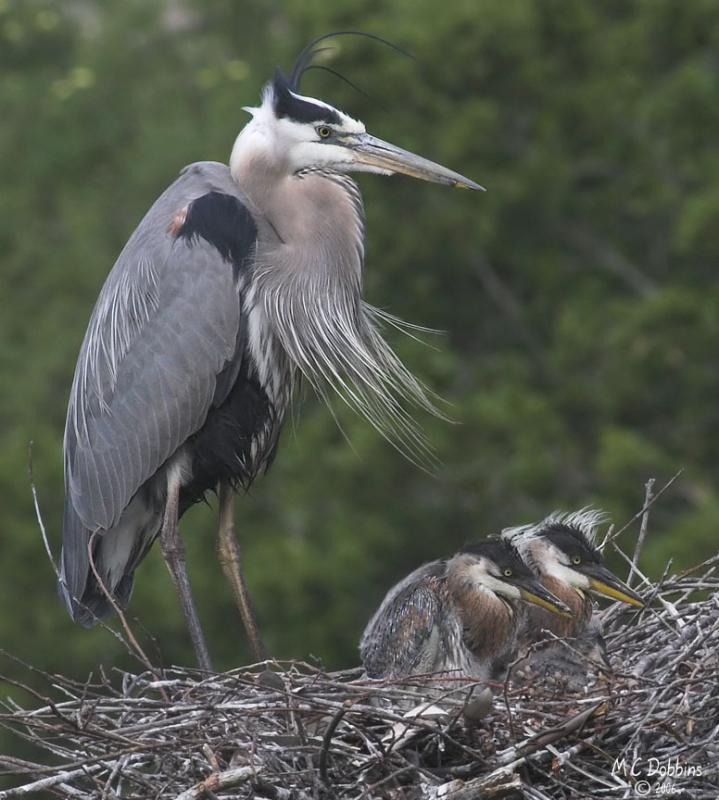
(1, 0, 718, 699)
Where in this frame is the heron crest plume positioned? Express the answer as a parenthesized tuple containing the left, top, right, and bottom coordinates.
(285, 31, 412, 94)
(501, 507, 609, 578)
(503, 508, 609, 549)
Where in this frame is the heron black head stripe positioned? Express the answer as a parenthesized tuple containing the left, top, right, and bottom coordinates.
(177, 192, 257, 279)
(272, 71, 341, 125)
(461, 537, 534, 578)
(542, 524, 602, 563)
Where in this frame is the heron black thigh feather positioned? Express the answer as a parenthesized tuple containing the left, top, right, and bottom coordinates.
(179, 371, 280, 514)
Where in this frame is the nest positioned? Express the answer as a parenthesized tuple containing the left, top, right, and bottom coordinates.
(1, 555, 718, 800)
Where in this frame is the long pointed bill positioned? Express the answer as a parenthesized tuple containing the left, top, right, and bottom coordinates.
(345, 133, 485, 191)
(584, 564, 645, 608)
(516, 579, 573, 618)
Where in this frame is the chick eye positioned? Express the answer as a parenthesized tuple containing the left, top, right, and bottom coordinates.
(503, 569, 513, 577)
(317, 126, 332, 139)
(572, 556, 582, 565)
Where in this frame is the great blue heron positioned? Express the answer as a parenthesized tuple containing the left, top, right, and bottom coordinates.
(59, 34, 483, 670)
(503, 509, 644, 683)
(359, 538, 570, 680)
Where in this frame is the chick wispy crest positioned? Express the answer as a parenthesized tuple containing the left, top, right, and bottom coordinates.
(502, 508, 609, 571)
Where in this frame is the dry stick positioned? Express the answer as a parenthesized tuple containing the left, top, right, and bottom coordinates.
(56, 782, 92, 799)
(318, 702, 350, 787)
(544, 740, 618, 790)
(86, 532, 166, 694)
(501, 638, 560, 742)
(172, 766, 256, 800)
(358, 765, 424, 800)
(0, 763, 106, 799)
(537, 630, 613, 677)
(27, 442, 155, 670)
(251, 778, 312, 800)
(27, 442, 60, 579)
(499, 702, 603, 764)
(675, 554, 719, 580)
(101, 755, 126, 800)
(601, 469, 683, 547)
(627, 477, 655, 587)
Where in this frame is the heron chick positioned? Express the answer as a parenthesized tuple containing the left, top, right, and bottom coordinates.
(360, 537, 570, 681)
(59, 34, 482, 669)
(503, 509, 644, 683)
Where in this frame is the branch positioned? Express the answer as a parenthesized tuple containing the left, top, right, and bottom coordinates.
(86, 532, 165, 690)
(627, 477, 655, 587)
(0, 764, 104, 799)
(558, 224, 657, 296)
(601, 469, 683, 547)
(173, 766, 255, 800)
(27, 442, 60, 580)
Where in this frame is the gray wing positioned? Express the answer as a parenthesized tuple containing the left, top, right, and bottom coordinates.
(360, 561, 447, 678)
(62, 162, 257, 607)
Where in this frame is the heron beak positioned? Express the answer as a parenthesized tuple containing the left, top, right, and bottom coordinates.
(344, 133, 485, 191)
(516, 579, 573, 618)
(583, 564, 645, 608)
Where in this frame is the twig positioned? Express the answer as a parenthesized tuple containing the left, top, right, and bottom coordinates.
(27, 441, 60, 579)
(173, 766, 255, 800)
(86, 532, 165, 692)
(601, 469, 683, 547)
(628, 478, 655, 587)
(318, 702, 350, 786)
(26, 441, 149, 665)
(0, 763, 105, 799)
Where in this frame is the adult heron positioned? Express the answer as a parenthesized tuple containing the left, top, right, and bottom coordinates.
(60, 34, 483, 670)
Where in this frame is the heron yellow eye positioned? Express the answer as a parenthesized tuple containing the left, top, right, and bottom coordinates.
(572, 556, 582, 565)
(503, 569, 512, 577)
(317, 126, 332, 139)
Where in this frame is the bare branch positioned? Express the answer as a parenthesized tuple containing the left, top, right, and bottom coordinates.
(627, 477, 655, 587)
(27, 441, 60, 580)
(601, 469, 683, 547)
(173, 766, 255, 800)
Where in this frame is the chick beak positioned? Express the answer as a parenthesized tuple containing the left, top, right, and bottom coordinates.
(343, 132, 485, 191)
(516, 578, 573, 618)
(583, 564, 645, 608)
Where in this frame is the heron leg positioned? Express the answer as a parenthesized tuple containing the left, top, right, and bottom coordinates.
(159, 474, 213, 671)
(217, 482, 268, 662)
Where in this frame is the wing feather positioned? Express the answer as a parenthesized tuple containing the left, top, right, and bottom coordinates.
(62, 163, 258, 612)
(360, 561, 447, 678)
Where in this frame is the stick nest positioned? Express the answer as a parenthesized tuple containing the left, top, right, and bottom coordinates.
(1, 564, 718, 799)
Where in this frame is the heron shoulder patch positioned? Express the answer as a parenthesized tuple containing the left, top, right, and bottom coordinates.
(174, 192, 257, 277)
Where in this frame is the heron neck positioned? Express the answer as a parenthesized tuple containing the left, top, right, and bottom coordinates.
(446, 558, 516, 661)
(229, 129, 437, 461)
(528, 575, 592, 637)
(231, 140, 363, 265)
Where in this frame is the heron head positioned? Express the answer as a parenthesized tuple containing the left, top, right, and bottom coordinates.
(454, 538, 572, 618)
(234, 68, 483, 191)
(506, 511, 645, 609)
